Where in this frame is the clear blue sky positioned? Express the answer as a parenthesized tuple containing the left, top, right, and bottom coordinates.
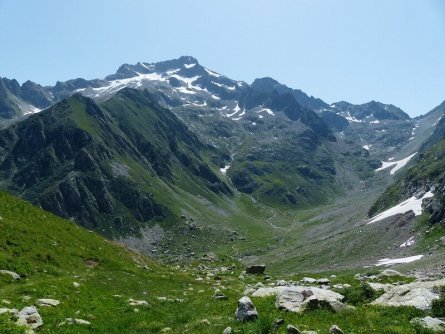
(0, 0, 444, 116)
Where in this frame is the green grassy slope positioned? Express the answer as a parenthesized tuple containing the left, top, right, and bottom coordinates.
(0, 89, 231, 238)
(0, 191, 438, 334)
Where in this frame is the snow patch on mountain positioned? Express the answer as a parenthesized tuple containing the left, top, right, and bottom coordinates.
(345, 112, 362, 123)
(363, 144, 372, 150)
(220, 165, 230, 175)
(375, 153, 417, 175)
(204, 68, 221, 77)
(257, 108, 275, 116)
(23, 105, 42, 115)
(400, 236, 415, 248)
(212, 82, 236, 90)
(368, 190, 434, 224)
(375, 255, 423, 266)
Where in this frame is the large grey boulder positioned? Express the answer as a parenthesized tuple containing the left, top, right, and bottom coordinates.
(410, 316, 445, 332)
(245, 265, 266, 275)
(235, 296, 258, 321)
(16, 306, 43, 329)
(371, 279, 445, 310)
(275, 286, 346, 313)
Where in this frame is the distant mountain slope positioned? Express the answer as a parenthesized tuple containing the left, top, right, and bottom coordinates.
(251, 77, 329, 111)
(0, 77, 50, 121)
(369, 101, 445, 224)
(0, 89, 230, 237)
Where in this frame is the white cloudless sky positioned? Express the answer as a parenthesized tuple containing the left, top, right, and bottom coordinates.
(0, 0, 444, 116)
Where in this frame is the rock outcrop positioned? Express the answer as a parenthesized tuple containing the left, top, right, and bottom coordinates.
(371, 278, 445, 310)
(410, 316, 445, 332)
(16, 306, 43, 330)
(235, 296, 258, 321)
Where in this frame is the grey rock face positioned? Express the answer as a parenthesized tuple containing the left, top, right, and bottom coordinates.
(235, 296, 258, 321)
(16, 306, 43, 329)
(371, 278, 445, 310)
(275, 286, 346, 313)
(410, 316, 445, 332)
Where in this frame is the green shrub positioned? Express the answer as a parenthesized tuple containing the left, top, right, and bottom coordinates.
(343, 282, 382, 306)
(432, 286, 445, 317)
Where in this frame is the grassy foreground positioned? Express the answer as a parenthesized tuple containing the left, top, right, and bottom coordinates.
(0, 191, 439, 333)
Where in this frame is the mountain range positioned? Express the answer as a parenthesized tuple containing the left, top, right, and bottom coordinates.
(0, 56, 443, 270)
(1, 56, 445, 333)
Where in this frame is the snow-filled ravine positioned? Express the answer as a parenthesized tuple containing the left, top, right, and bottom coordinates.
(375, 255, 423, 266)
(375, 152, 417, 175)
(220, 165, 230, 175)
(368, 191, 434, 224)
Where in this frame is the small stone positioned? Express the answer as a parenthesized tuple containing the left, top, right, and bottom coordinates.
(276, 280, 288, 286)
(200, 319, 211, 325)
(287, 324, 301, 334)
(0, 308, 18, 316)
(410, 316, 445, 332)
(73, 282, 81, 288)
(214, 293, 228, 300)
(16, 306, 43, 329)
(329, 324, 344, 334)
(223, 327, 232, 334)
(235, 296, 258, 321)
(127, 299, 148, 306)
(302, 277, 316, 283)
(0, 270, 20, 280)
(36, 298, 60, 307)
(274, 318, 285, 328)
(317, 278, 330, 285)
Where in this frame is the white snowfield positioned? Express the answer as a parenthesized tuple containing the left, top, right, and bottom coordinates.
(400, 236, 415, 248)
(375, 152, 417, 175)
(375, 255, 423, 266)
(220, 165, 230, 175)
(368, 191, 434, 224)
(23, 105, 42, 115)
(345, 112, 362, 123)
